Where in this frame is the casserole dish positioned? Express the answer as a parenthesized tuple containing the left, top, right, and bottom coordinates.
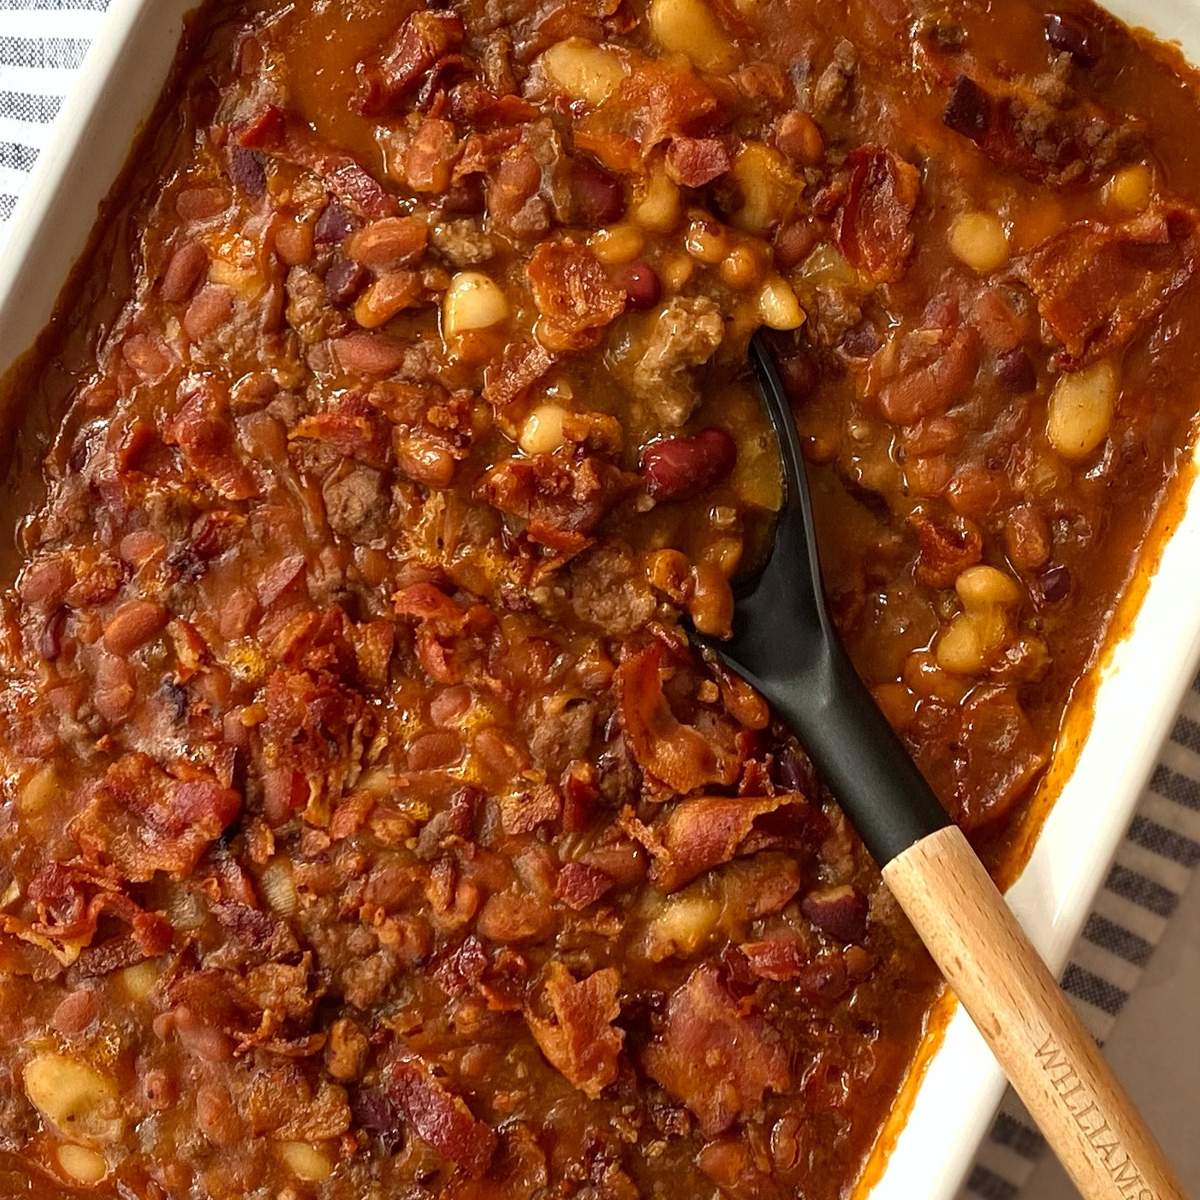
(0, 1, 1197, 1198)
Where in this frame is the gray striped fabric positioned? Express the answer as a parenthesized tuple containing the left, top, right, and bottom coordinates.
(1, 5, 1198, 1199)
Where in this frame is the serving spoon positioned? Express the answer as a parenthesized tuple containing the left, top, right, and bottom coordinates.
(693, 333, 1185, 1200)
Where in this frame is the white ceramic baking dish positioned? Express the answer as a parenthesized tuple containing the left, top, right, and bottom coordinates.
(0, 1, 1197, 1197)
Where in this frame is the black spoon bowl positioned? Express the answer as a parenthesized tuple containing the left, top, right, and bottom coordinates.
(693, 332, 949, 869)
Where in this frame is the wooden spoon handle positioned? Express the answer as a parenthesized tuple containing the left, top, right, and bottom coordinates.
(882, 824, 1185, 1200)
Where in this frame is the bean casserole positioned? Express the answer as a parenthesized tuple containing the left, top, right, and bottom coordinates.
(1, 0, 1199, 1196)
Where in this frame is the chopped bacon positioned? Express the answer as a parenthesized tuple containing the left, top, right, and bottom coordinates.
(909, 508, 983, 588)
(614, 645, 740, 794)
(633, 792, 807, 892)
(164, 380, 258, 500)
(576, 59, 726, 173)
(526, 962, 624, 1098)
(392, 581, 466, 625)
(643, 964, 790, 1135)
(384, 1052, 497, 1177)
(526, 241, 626, 348)
(482, 339, 554, 411)
(1015, 205, 1200, 368)
(665, 136, 733, 188)
(71, 754, 240, 882)
(237, 105, 399, 220)
(554, 861, 614, 910)
(478, 453, 636, 544)
(837, 146, 920, 283)
(357, 11, 466, 116)
(290, 391, 391, 468)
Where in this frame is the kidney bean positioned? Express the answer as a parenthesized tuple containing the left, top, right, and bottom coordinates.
(615, 261, 661, 310)
(571, 158, 625, 228)
(774, 219, 818, 269)
(346, 216, 428, 268)
(639, 428, 737, 502)
(325, 254, 369, 307)
(995, 347, 1036, 393)
(19, 557, 75, 607)
(1037, 563, 1072, 603)
(801, 885, 869, 944)
(314, 199, 357, 244)
(160, 239, 209, 303)
(407, 729, 464, 770)
(38, 607, 67, 661)
(1045, 12, 1101, 66)
(104, 599, 169, 656)
(332, 331, 409, 376)
(943, 75, 990, 138)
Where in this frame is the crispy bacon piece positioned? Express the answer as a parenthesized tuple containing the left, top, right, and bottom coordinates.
(290, 391, 391, 468)
(238, 105, 399, 220)
(71, 754, 240, 882)
(837, 146, 920, 283)
(384, 1053, 497, 1177)
(478, 453, 636, 544)
(482, 339, 554, 411)
(554, 861, 614, 910)
(665, 136, 733, 188)
(357, 11, 466, 116)
(527, 241, 626, 348)
(909, 508, 984, 588)
(526, 962, 624, 1098)
(634, 792, 807, 892)
(1015, 205, 1200, 368)
(614, 645, 740, 794)
(576, 58, 726, 173)
(164, 380, 258, 500)
(643, 964, 790, 1135)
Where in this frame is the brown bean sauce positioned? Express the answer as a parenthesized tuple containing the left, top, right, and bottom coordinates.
(0, 1, 1198, 1198)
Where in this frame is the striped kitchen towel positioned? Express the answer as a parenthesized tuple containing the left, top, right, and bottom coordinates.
(1, 5, 1199, 1200)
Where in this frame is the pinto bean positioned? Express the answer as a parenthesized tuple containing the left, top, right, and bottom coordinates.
(346, 216, 428, 268)
(103, 600, 169, 656)
(52, 989, 98, 1036)
(1005, 504, 1052, 570)
(325, 254, 369, 307)
(183, 284, 236, 343)
(160, 239, 209, 302)
(640, 428, 737, 501)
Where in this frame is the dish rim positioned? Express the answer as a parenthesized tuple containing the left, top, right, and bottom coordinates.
(0, 2, 1197, 1197)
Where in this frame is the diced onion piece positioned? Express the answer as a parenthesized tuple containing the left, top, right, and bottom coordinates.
(643, 894, 721, 961)
(948, 211, 1010, 274)
(118, 960, 159, 1002)
(726, 143, 802, 235)
(1046, 360, 1118, 462)
(519, 404, 568, 456)
(648, 0, 736, 71)
(1105, 163, 1152, 214)
(260, 859, 299, 917)
(278, 1140, 334, 1182)
(23, 1053, 121, 1144)
(540, 38, 627, 105)
(442, 271, 509, 339)
(757, 275, 805, 330)
(57, 1144, 108, 1185)
(630, 165, 681, 233)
